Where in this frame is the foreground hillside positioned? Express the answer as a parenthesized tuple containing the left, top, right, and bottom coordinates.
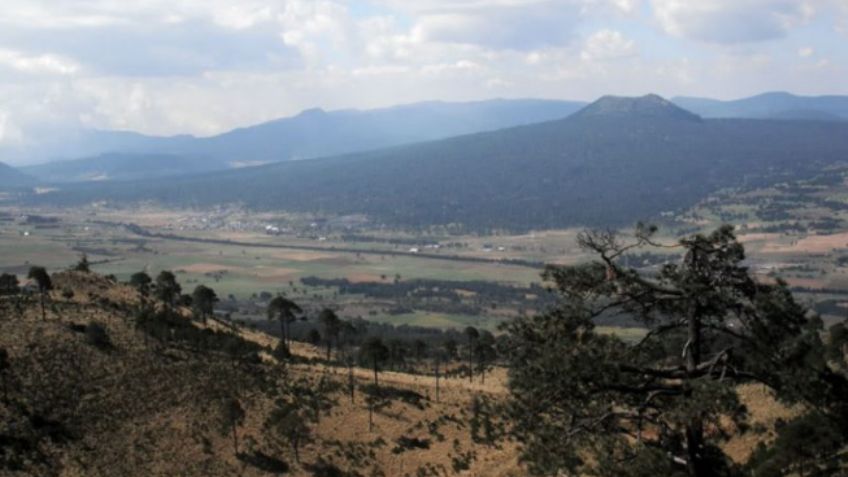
(29, 95, 848, 231)
(3, 223, 848, 476)
(0, 271, 520, 476)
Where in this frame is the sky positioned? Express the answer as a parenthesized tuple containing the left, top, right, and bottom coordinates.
(0, 0, 847, 148)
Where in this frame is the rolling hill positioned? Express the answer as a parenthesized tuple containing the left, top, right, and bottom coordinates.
(673, 92, 848, 120)
(30, 95, 848, 231)
(16, 98, 586, 183)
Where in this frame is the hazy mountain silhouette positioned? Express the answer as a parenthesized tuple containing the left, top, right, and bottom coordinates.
(673, 92, 848, 120)
(18, 98, 586, 182)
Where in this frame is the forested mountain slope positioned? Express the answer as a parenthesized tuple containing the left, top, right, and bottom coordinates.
(29, 95, 848, 231)
(22, 153, 222, 183)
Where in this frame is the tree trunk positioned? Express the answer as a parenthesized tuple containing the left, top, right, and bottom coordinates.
(348, 362, 355, 403)
(685, 299, 705, 477)
(435, 357, 441, 403)
(231, 423, 239, 456)
(280, 318, 289, 353)
(468, 339, 473, 383)
(368, 400, 374, 432)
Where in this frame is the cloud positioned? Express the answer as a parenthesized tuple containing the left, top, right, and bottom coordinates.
(0, 110, 24, 145)
(837, 1, 848, 35)
(412, 3, 581, 50)
(0, 20, 299, 77)
(278, 1, 359, 65)
(652, 0, 816, 43)
(420, 59, 483, 75)
(379, 0, 638, 50)
(0, 0, 845, 155)
(0, 49, 80, 75)
(580, 29, 636, 61)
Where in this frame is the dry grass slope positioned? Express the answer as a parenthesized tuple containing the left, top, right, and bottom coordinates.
(0, 271, 522, 477)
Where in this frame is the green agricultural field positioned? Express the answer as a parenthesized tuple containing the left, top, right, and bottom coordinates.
(5, 197, 848, 330)
(0, 207, 548, 330)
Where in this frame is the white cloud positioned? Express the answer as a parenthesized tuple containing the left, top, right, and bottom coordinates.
(525, 51, 545, 64)
(0, 110, 24, 145)
(411, 3, 581, 50)
(611, 0, 641, 14)
(652, 0, 816, 43)
(277, 1, 356, 65)
(0, 49, 80, 75)
(579, 0, 642, 15)
(420, 59, 483, 75)
(580, 29, 636, 61)
(838, 1, 848, 35)
(376, 0, 647, 51)
(0, 0, 845, 154)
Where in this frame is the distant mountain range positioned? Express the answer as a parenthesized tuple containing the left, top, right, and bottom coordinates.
(29, 94, 848, 231)
(0, 162, 33, 188)
(13, 98, 587, 182)
(7, 92, 847, 187)
(672, 92, 848, 120)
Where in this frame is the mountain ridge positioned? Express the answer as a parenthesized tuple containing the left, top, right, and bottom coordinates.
(574, 94, 702, 121)
(0, 161, 33, 188)
(672, 91, 848, 120)
(11, 98, 588, 172)
(29, 95, 848, 231)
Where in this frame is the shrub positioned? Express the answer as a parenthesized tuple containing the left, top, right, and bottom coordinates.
(85, 322, 112, 350)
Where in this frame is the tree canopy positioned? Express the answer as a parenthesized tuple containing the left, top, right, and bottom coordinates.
(129, 271, 152, 298)
(154, 271, 181, 308)
(502, 225, 848, 476)
(267, 294, 302, 353)
(192, 285, 218, 323)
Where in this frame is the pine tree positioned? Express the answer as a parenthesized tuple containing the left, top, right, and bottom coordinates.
(27, 266, 52, 321)
(220, 398, 245, 456)
(502, 225, 841, 477)
(464, 326, 478, 382)
(129, 271, 152, 300)
(154, 270, 181, 309)
(318, 308, 340, 361)
(267, 294, 302, 354)
(191, 285, 218, 324)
